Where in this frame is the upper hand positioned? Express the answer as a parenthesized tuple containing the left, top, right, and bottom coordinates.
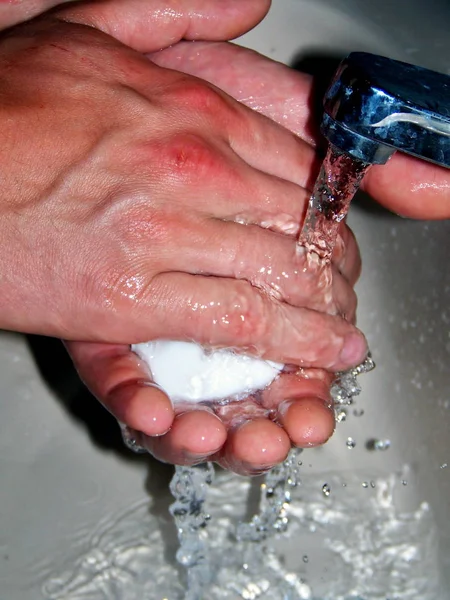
(0, 15, 365, 365)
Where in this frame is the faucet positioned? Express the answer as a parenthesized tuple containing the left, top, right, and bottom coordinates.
(321, 52, 450, 168)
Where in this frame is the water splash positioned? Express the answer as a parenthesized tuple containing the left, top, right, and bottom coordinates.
(236, 448, 302, 542)
(331, 356, 376, 409)
(169, 463, 215, 598)
(41, 467, 442, 599)
(167, 451, 315, 599)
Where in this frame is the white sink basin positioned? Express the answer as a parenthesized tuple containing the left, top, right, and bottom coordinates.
(1, 1, 449, 598)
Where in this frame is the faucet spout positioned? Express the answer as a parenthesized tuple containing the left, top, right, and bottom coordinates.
(321, 52, 450, 168)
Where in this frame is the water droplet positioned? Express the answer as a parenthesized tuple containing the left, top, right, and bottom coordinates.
(362, 481, 369, 489)
(366, 438, 391, 451)
(346, 437, 356, 449)
(322, 483, 331, 497)
(353, 408, 365, 417)
(370, 481, 376, 489)
(303, 555, 309, 563)
(402, 480, 408, 486)
(336, 409, 347, 423)
(440, 463, 448, 469)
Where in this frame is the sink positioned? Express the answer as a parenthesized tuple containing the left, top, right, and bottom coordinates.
(0, 1, 449, 599)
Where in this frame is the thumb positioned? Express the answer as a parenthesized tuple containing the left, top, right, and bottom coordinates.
(362, 153, 450, 220)
(66, 341, 174, 437)
(56, 0, 271, 53)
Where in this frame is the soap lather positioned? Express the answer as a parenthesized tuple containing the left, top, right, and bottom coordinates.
(134, 53, 450, 406)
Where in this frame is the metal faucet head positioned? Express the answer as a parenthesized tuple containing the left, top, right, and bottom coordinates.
(321, 52, 450, 167)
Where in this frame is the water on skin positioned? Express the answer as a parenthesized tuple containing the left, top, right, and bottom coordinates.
(131, 148, 370, 407)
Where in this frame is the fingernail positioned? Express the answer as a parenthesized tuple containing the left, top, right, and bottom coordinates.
(340, 333, 367, 366)
(241, 461, 274, 476)
(278, 399, 295, 418)
(278, 397, 332, 418)
(182, 451, 209, 466)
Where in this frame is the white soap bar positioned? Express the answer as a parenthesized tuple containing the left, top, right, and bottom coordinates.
(132, 340, 283, 404)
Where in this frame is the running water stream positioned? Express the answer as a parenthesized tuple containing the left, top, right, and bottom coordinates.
(299, 145, 370, 260)
(169, 145, 375, 598)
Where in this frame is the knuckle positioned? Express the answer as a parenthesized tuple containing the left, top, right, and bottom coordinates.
(169, 76, 227, 117)
(222, 281, 270, 346)
(117, 201, 174, 248)
(85, 260, 154, 311)
(307, 333, 341, 368)
(164, 75, 244, 139)
(156, 132, 224, 186)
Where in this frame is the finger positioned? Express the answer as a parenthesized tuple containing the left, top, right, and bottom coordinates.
(117, 272, 367, 371)
(141, 408, 227, 465)
(278, 397, 335, 448)
(332, 224, 362, 286)
(362, 153, 450, 219)
(66, 341, 174, 436)
(146, 70, 318, 192)
(263, 370, 333, 408)
(217, 418, 291, 476)
(141, 212, 356, 317)
(135, 126, 312, 237)
(263, 371, 335, 447)
(57, 0, 271, 53)
(150, 40, 317, 145)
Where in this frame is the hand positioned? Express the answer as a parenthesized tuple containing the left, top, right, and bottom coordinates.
(0, 8, 367, 474)
(0, 15, 363, 358)
(66, 343, 342, 476)
(151, 40, 450, 220)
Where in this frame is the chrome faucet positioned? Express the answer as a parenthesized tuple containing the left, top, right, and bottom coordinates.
(321, 52, 450, 168)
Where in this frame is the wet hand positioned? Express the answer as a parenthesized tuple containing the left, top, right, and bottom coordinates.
(59, 2, 447, 473)
(0, 17, 365, 360)
(151, 40, 450, 220)
(67, 342, 339, 476)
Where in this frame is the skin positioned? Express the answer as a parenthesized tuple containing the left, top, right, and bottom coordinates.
(1, 0, 448, 474)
